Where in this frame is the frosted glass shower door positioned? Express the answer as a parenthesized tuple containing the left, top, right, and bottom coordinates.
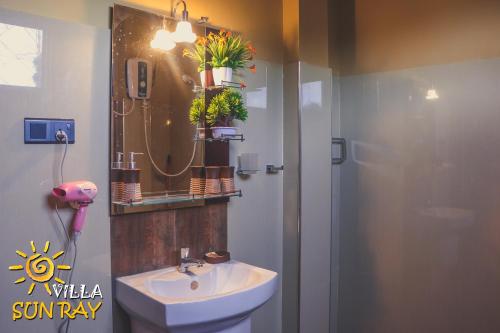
(333, 59, 500, 333)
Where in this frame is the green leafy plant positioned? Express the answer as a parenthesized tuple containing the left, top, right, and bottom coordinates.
(206, 30, 256, 72)
(183, 38, 206, 72)
(206, 89, 248, 126)
(189, 95, 205, 125)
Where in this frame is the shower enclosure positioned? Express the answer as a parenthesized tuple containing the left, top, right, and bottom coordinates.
(330, 1, 500, 332)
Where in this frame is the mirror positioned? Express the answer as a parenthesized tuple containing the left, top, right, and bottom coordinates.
(110, 5, 207, 215)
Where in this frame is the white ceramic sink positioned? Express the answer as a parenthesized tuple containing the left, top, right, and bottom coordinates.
(115, 260, 278, 333)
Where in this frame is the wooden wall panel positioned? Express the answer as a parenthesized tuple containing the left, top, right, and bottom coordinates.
(111, 203, 227, 277)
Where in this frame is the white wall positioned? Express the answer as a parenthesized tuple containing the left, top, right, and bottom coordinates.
(228, 60, 284, 333)
(0, 8, 112, 333)
(282, 62, 333, 333)
(298, 62, 332, 333)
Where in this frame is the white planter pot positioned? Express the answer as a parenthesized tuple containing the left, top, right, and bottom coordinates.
(212, 67, 233, 86)
(211, 127, 238, 139)
(200, 70, 207, 88)
(199, 70, 214, 88)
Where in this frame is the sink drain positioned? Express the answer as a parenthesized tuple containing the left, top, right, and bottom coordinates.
(190, 281, 199, 290)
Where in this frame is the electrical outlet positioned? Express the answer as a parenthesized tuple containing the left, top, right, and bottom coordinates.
(24, 118, 75, 144)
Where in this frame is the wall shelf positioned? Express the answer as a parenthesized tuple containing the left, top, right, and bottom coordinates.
(113, 190, 242, 208)
(195, 133, 245, 142)
(193, 81, 246, 93)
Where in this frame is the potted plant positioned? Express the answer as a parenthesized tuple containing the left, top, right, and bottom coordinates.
(206, 29, 256, 86)
(183, 37, 213, 87)
(206, 89, 248, 138)
(189, 95, 208, 138)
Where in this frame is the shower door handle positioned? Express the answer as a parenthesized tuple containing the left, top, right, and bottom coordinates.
(332, 138, 347, 165)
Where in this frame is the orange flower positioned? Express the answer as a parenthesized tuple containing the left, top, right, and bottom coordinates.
(239, 82, 247, 88)
(249, 64, 256, 73)
(247, 43, 256, 54)
(196, 37, 206, 46)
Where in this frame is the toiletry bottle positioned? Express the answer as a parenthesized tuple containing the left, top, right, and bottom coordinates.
(122, 152, 143, 202)
(111, 152, 124, 203)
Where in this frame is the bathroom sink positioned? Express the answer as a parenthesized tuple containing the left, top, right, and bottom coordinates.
(115, 260, 278, 333)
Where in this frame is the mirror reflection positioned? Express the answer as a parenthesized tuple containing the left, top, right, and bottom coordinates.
(111, 5, 206, 215)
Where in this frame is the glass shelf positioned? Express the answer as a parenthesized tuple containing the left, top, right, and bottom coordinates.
(113, 189, 242, 208)
(195, 133, 245, 142)
(193, 81, 246, 93)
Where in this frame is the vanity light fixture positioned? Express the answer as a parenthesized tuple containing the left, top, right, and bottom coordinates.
(171, 1, 197, 43)
(150, 17, 176, 51)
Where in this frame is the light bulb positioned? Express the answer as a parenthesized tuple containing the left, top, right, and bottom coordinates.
(150, 29, 176, 51)
(426, 89, 439, 100)
(172, 21, 196, 43)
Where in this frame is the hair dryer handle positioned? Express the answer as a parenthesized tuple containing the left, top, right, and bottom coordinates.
(73, 206, 88, 233)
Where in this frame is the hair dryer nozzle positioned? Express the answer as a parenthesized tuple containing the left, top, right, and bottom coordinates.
(52, 180, 97, 203)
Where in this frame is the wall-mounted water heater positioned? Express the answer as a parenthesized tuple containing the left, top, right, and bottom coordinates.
(126, 58, 153, 99)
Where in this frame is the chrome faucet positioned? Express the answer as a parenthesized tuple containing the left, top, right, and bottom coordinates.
(178, 248, 204, 273)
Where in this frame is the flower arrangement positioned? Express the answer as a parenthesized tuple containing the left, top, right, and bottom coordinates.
(206, 89, 248, 127)
(182, 37, 207, 73)
(206, 29, 256, 73)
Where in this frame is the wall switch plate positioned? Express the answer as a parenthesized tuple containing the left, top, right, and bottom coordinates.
(24, 118, 75, 144)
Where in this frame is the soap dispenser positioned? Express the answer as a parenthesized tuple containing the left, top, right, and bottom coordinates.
(122, 152, 143, 203)
(111, 152, 124, 203)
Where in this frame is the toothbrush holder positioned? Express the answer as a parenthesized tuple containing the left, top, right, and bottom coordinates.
(220, 166, 235, 193)
(205, 167, 221, 194)
(189, 166, 206, 195)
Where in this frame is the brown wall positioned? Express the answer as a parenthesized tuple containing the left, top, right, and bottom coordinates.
(283, 0, 299, 64)
(282, 0, 331, 67)
(299, 0, 329, 67)
(331, 0, 500, 75)
(0, 0, 283, 63)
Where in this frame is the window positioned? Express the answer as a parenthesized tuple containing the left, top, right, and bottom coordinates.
(0, 23, 42, 87)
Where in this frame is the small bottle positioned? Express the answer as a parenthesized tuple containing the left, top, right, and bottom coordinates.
(111, 152, 124, 203)
(122, 152, 143, 202)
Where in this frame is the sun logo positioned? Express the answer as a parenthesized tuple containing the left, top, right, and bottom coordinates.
(9, 241, 71, 296)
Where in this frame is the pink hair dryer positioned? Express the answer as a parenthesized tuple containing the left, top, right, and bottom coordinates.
(52, 180, 98, 234)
